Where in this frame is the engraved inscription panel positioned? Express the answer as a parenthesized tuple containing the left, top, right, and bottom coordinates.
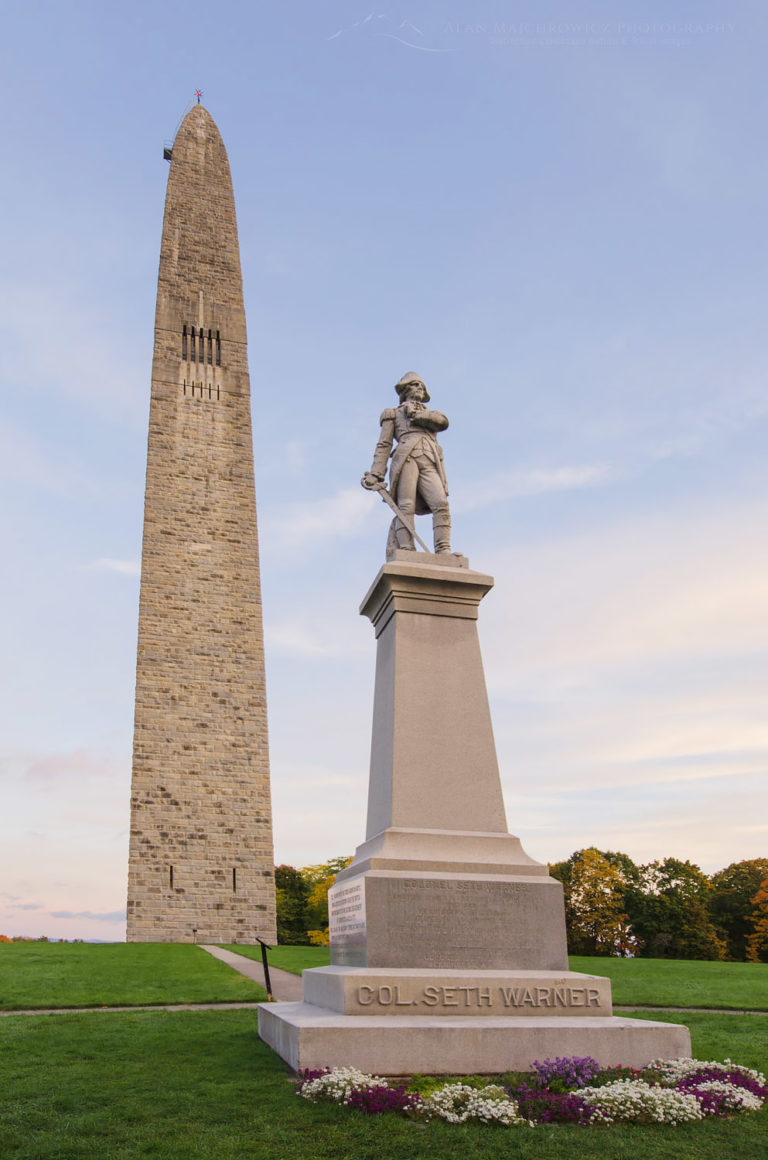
(366, 876, 567, 969)
(329, 877, 367, 948)
(353, 981, 605, 1015)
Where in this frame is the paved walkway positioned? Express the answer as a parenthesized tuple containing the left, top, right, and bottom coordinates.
(200, 945, 303, 1000)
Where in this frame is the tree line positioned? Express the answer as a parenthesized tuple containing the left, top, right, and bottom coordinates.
(549, 850, 768, 961)
(277, 851, 768, 961)
(275, 857, 352, 947)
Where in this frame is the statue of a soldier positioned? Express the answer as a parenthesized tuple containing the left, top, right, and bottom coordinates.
(362, 372, 452, 555)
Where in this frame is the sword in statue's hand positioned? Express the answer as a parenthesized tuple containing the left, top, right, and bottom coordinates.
(361, 476, 431, 553)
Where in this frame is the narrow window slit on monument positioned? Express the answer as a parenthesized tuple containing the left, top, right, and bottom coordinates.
(215, 331, 221, 365)
(183, 380, 186, 395)
(169, 865, 174, 889)
(216, 384, 220, 400)
(191, 327, 196, 362)
(207, 329, 212, 364)
(182, 325, 187, 360)
(232, 868, 237, 892)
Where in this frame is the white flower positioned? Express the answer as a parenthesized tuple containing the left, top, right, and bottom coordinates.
(295, 1056, 765, 1127)
(647, 1057, 767, 1087)
(422, 1082, 526, 1126)
(298, 1067, 387, 1104)
(686, 1080, 765, 1114)
(581, 1080, 703, 1124)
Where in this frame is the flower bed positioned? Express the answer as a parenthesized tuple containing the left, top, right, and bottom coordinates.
(296, 1055, 766, 1127)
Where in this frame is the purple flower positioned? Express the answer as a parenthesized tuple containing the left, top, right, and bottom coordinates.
(677, 1067, 767, 1100)
(530, 1055, 601, 1092)
(513, 1083, 594, 1124)
(675, 1067, 767, 1118)
(346, 1084, 422, 1115)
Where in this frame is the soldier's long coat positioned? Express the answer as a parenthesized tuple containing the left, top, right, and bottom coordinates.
(370, 403, 449, 515)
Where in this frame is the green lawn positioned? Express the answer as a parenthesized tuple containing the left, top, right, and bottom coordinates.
(1, 1008, 766, 1160)
(222, 944, 330, 975)
(0, 943, 265, 1010)
(227, 947, 768, 1013)
(571, 956, 768, 1011)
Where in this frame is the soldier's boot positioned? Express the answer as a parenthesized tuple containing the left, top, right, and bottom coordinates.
(395, 516, 416, 550)
(433, 507, 451, 554)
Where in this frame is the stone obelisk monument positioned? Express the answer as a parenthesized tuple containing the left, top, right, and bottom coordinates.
(258, 372, 689, 1072)
(126, 103, 276, 944)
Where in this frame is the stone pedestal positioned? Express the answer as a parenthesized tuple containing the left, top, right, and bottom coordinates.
(258, 555, 691, 1073)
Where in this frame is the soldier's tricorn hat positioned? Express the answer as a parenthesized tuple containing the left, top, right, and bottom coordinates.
(395, 372, 430, 402)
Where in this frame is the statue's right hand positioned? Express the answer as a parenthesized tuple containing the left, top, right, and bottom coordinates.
(362, 473, 383, 490)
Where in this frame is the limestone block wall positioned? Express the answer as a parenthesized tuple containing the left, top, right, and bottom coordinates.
(126, 105, 276, 943)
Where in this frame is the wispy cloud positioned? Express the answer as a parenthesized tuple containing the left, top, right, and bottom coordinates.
(470, 492, 768, 871)
(0, 748, 118, 785)
(0, 283, 146, 424)
(456, 462, 614, 512)
(482, 497, 768, 682)
(261, 487, 375, 552)
(88, 558, 141, 576)
(48, 909, 125, 922)
(266, 623, 328, 657)
(266, 615, 367, 659)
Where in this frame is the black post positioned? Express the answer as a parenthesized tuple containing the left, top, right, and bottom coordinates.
(255, 936, 273, 1001)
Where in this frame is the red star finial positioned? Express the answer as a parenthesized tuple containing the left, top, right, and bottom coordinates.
(195, 90, 202, 104)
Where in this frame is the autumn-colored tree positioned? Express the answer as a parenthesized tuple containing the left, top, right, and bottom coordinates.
(274, 857, 353, 945)
(301, 856, 353, 946)
(551, 847, 632, 956)
(745, 876, 768, 963)
(709, 858, 768, 961)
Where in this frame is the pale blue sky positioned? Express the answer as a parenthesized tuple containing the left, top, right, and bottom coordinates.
(1, 1, 767, 940)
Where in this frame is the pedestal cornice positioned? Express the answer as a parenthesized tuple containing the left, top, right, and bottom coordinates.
(361, 558, 494, 637)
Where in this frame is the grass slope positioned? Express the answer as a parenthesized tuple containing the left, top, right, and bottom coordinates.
(0, 943, 265, 1010)
(227, 947, 768, 1013)
(570, 957, 768, 1011)
(221, 945, 329, 975)
(1, 1009, 766, 1160)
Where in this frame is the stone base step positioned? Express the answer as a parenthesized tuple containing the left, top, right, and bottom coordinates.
(257, 1000, 691, 1074)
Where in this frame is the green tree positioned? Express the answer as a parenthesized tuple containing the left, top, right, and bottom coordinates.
(274, 865, 310, 946)
(710, 858, 768, 961)
(628, 858, 726, 961)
